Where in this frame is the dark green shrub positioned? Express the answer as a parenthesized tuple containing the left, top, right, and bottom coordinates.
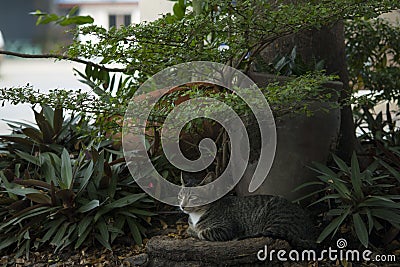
(297, 153, 400, 248)
(346, 18, 400, 105)
(0, 106, 154, 257)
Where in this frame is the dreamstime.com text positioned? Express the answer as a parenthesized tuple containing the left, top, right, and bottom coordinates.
(257, 238, 398, 262)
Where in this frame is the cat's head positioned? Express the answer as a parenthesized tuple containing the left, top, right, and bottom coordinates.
(178, 172, 215, 213)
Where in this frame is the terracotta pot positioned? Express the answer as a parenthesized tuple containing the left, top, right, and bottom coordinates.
(120, 83, 222, 158)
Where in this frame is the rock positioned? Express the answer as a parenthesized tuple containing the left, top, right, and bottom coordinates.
(123, 253, 149, 267)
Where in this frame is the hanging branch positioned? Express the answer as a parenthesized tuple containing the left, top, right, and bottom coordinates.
(0, 50, 126, 73)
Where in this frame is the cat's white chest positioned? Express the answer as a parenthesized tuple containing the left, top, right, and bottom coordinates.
(189, 211, 204, 227)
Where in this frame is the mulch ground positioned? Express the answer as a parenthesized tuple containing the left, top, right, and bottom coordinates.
(0, 212, 187, 267)
(0, 211, 399, 267)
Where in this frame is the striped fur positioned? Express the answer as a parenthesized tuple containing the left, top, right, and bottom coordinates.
(179, 175, 315, 248)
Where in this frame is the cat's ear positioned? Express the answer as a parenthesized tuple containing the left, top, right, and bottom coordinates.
(199, 172, 216, 185)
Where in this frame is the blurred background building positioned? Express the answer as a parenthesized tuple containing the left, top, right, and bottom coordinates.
(0, 1, 398, 55)
(0, 0, 174, 134)
(0, 0, 174, 53)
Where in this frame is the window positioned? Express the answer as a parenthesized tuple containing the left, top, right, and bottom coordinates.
(109, 15, 116, 28)
(108, 14, 131, 29)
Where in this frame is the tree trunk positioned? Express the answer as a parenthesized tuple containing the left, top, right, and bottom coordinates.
(259, 21, 356, 161)
(235, 21, 355, 199)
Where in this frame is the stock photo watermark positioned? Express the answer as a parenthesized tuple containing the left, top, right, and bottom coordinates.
(122, 61, 276, 206)
(257, 238, 398, 263)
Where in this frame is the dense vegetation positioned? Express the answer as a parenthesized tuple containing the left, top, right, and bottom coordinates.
(0, 0, 399, 259)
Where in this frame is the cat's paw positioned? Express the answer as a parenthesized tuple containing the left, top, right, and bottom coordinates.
(186, 226, 197, 238)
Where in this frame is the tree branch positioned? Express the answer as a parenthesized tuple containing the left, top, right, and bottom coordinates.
(0, 50, 126, 72)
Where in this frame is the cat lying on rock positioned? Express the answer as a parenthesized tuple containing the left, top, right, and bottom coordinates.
(178, 172, 315, 249)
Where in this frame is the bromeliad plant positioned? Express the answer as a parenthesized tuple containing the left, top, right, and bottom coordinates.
(0, 106, 154, 257)
(297, 153, 400, 248)
(0, 105, 89, 156)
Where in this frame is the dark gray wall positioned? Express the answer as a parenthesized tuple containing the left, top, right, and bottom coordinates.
(0, 0, 54, 49)
(0, 1, 37, 44)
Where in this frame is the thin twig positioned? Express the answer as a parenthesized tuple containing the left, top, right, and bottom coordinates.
(0, 50, 126, 72)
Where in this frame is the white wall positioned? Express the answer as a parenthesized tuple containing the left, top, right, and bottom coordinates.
(139, 0, 174, 22)
(379, 10, 400, 25)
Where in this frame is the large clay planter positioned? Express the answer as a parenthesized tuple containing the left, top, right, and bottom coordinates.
(235, 72, 342, 201)
(122, 77, 341, 201)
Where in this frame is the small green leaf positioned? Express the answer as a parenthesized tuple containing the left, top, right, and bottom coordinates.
(15, 179, 51, 189)
(35, 13, 59, 25)
(68, 6, 79, 16)
(370, 209, 400, 224)
(127, 218, 142, 245)
(50, 222, 68, 246)
(292, 181, 324, 192)
(129, 208, 156, 216)
(41, 218, 65, 243)
(96, 218, 109, 246)
(59, 15, 94, 26)
(365, 209, 374, 234)
(173, 3, 185, 19)
(15, 150, 40, 166)
(111, 216, 125, 243)
(23, 230, 30, 240)
(311, 161, 338, 178)
(42, 105, 55, 128)
(78, 199, 99, 213)
(6, 187, 42, 196)
(0, 237, 16, 250)
(21, 128, 43, 143)
(353, 213, 369, 247)
(104, 193, 146, 209)
(379, 160, 400, 183)
(350, 152, 363, 199)
(75, 226, 91, 249)
(78, 216, 93, 237)
(95, 233, 112, 250)
(308, 194, 341, 207)
(34, 110, 54, 143)
(332, 154, 349, 173)
(53, 108, 63, 135)
(60, 149, 73, 189)
(317, 207, 350, 243)
(26, 193, 52, 204)
(77, 161, 94, 197)
(330, 178, 351, 200)
(359, 197, 400, 209)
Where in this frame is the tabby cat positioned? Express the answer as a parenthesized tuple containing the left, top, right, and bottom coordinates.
(178, 172, 315, 248)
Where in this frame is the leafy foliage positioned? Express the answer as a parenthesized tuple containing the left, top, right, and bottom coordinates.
(297, 152, 400, 248)
(0, 72, 336, 121)
(30, 6, 94, 26)
(68, 0, 400, 78)
(0, 105, 89, 157)
(252, 46, 326, 76)
(0, 0, 400, 254)
(0, 106, 154, 257)
(1, 0, 399, 135)
(346, 18, 400, 105)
